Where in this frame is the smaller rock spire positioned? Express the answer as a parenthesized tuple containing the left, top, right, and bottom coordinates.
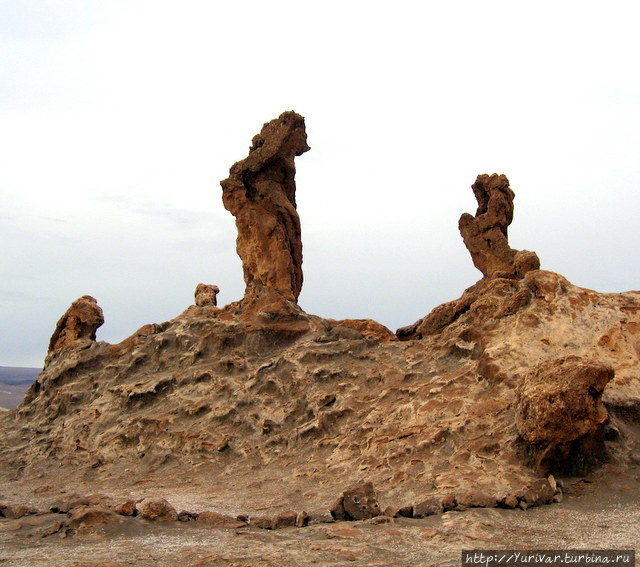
(221, 111, 310, 308)
(459, 174, 539, 279)
(48, 295, 104, 354)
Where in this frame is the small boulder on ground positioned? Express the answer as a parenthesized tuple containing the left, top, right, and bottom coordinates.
(135, 497, 178, 522)
(331, 482, 381, 521)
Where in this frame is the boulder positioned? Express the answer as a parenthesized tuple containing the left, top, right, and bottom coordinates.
(135, 497, 178, 522)
(515, 355, 614, 474)
(331, 482, 381, 521)
(66, 505, 121, 534)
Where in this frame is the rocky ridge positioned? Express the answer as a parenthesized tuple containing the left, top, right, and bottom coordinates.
(1, 112, 639, 529)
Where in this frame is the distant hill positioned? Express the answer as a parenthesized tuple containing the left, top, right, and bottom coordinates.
(0, 366, 41, 409)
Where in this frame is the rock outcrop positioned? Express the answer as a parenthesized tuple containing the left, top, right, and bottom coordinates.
(194, 283, 219, 307)
(47, 295, 104, 356)
(221, 111, 310, 310)
(516, 356, 614, 474)
(459, 174, 539, 279)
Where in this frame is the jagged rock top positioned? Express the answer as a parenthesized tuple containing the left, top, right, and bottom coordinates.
(47, 295, 104, 355)
(221, 111, 310, 308)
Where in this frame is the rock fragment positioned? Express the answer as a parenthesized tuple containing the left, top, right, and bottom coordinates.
(135, 497, 178, 522)
(331, 482, 381, 521)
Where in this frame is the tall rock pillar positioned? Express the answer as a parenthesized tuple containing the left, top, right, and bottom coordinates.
(221, 111, 310, 308)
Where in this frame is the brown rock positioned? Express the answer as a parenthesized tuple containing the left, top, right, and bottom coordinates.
(307, 510, 335, 525)
(50, 496, 89, 514)
(296, 511, 309, 527)
(111, 499, 136, 516)
(194, 284, 219, 307)
(515, 355, 614, 474)
(67, 505, 121, 532)
(196, 511, 245, 528)
(502, 495, 519, 509)
(48, 295, 104, 354)
(135, 497, 178, 522)
(332, 482, 381, 521)
(39, 520, 64, 538)
(2, 504, 37, 519)
(273, 510, 297, 529)
(458, 174, 539, 279)
(457, 490, 496, 509)
(250, 516, 274, 529)
(413, 497, 443, 517)
(0, 520, 22, 532)
(221, 111, 310, 308)
(326, 319, 397, 342)
(178, 510, 197, 522)
(441, 494, 457, 511)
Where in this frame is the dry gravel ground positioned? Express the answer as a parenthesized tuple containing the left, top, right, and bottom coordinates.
(1, 465, 638, 567)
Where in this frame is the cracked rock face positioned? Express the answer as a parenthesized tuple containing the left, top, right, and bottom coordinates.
(459, 174, 540, 279)
(221, 111, 310, 308)
(47, 295, 104, 356)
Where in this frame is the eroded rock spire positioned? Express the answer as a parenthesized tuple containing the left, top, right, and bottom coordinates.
(47, 295, 104, 355)
(221, 111, 310, 307)
(459, 174, 539, 279)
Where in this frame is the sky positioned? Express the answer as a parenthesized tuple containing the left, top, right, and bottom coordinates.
(1, 1, 640, 368)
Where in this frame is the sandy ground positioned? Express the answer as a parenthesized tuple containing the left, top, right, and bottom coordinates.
(1, 465, 638, 567)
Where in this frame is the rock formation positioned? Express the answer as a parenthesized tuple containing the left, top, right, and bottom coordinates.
(221, 111, 310, 309)
(194, 283, 219, 307)
(516, 356, 614, 474)
(459, 174, 540, 279)
(47, 295, 104, 356)
(1, 115, 639, 540)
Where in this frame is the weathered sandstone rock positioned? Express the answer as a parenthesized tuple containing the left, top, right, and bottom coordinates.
(459, 174, 539, 279)
(47, 295, 104, 354)
(331, 483, 381, 521)
(135, 498, 178, 522)
(515, 355, 614, 474)
(325, 319, 397, 342)
(194, 283, 219, 307)
(196, 511, 245, 528)
(221, 111, 309, 308)
(66, 505, 121, 534)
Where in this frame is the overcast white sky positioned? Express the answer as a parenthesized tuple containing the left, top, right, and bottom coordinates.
(2, 1, 640, 367)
